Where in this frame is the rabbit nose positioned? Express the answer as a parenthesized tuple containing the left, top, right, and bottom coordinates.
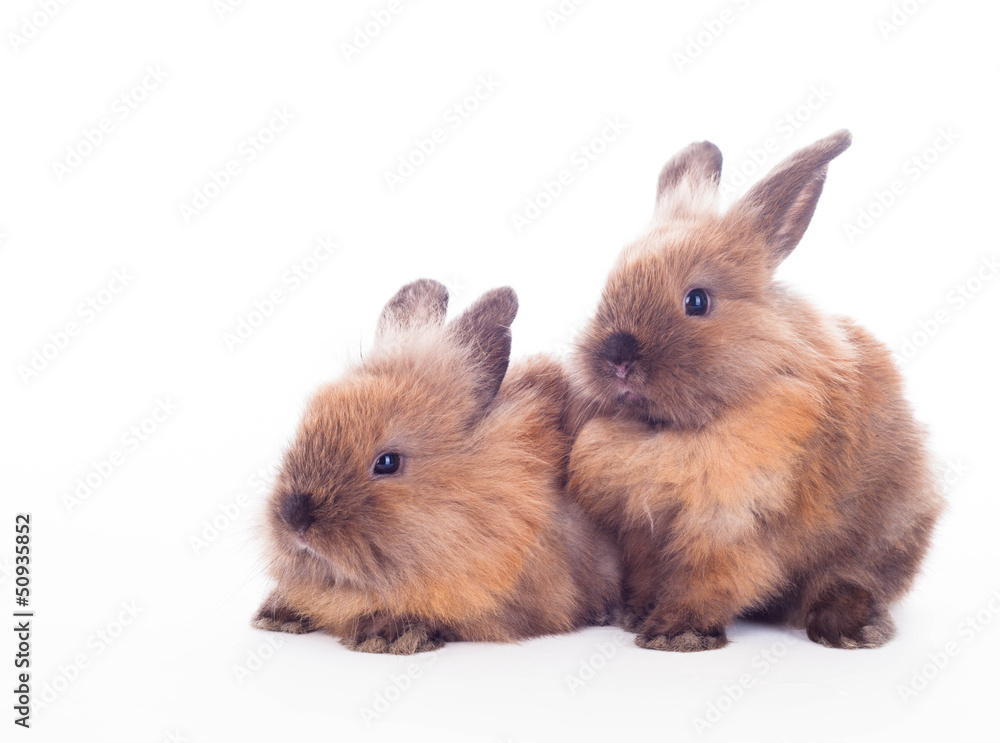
(613, 361, 634, 379)
(280, 492, 315, 533)
(599, 332, 640, 376)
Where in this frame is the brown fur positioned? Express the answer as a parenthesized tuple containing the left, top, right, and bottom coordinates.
(567, 131, 944, 651)
(253, 280, 621, 653)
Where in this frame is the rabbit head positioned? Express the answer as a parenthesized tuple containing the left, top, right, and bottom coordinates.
(262, 279, 539, 604)
(573, 130, 852, 429)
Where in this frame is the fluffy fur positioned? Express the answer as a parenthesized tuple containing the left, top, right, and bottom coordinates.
(567, 131, 944, 651)
(253, 279, 621, 654)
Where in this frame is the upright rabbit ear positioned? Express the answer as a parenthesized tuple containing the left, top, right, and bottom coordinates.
(655, 141, 723, 218)
(729, 129, 852, 266)
(447, 287, 518, 411)
(375, 279, 449, 343)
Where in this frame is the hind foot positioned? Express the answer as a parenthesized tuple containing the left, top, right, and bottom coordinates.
(805, 583, 896, 649)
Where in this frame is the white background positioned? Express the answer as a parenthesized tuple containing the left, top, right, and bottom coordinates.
(2, 1, 998, 741)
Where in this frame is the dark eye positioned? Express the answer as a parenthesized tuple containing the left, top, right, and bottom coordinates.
(372, 452, 401, 476)
(684, 288, 709, 316)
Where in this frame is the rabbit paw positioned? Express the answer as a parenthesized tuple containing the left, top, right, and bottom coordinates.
(251, 602, 313, 634)
(805, 583, 896, 649)
(635, 614, 728, 652)
(636, 627, 728, 652)
(342, 618, 445, 655)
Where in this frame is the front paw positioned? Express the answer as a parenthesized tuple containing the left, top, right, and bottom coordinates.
(341, 618, 445, 655)
(251, 602, 314, 635)
(636, 616, 728, 652)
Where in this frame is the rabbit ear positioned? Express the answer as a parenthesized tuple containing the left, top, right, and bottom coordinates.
(655, 141, 723, 217)
(447, 287, 518, 410)
(375, 279, 449, 343)
(730, 129, 852, 265)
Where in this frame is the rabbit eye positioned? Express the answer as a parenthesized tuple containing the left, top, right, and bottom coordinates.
(684, 288, 709, 316)
(372, 452, 401, 476)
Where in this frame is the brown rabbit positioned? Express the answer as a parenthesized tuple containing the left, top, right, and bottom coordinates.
(567, 130, 943, 652)
(252, 279, 621, 654)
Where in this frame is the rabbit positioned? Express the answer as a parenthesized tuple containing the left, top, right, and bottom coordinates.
(252, 279, 621, 654)
(566, 130, 944, 652)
